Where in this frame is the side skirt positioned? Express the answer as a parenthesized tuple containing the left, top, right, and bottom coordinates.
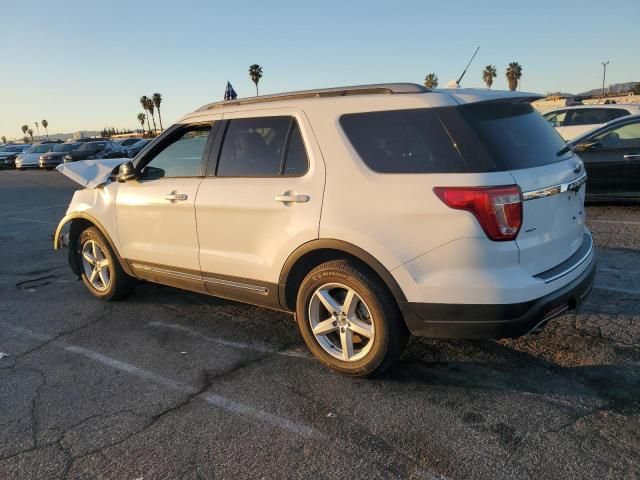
(128, 260, 285, 311)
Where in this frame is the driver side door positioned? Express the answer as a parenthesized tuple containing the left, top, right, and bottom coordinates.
(116, 119, 220, 292)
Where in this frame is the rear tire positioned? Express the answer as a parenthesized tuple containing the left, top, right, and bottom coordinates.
(295, 259, 408, 377)
(77, 227, 136, 300)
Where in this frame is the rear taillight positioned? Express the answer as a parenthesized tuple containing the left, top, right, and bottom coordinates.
(433, 185, 522, 241)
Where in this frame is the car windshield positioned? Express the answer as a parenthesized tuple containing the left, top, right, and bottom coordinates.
(130, 140, 148, 148)
(78, 142, 105, 151)
(27, 144, 54, 154)
(53, 143, 77, 152)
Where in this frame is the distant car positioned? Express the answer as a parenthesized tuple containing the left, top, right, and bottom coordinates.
(570, 114, 640, 202)
(62, 141, 127, 163)
(543, 104, 640, 140)
(15, 143, 58, 169)
(116, 138, 143, 148)
(39, 143, 81, 170)
(0, 144, 31, 168)
(126, 139, 151, 158)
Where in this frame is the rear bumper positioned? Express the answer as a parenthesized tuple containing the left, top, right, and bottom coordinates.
(399, 252, 596, 339)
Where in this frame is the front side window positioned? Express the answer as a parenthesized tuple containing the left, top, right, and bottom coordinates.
(544, 110, 567, 127)
(594, 121, 640, 149)
(606, 109, 630, 122)
(142, 124, 212, 178)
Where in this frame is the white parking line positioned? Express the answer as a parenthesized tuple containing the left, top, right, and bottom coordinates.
(147, 321, 311, 359)
(5, 217, 58, 225)
(589, 219, 640, 226)
(594, 286, 640, 295)
(0, 204, 67, 218)
(5, 322, 320, 438)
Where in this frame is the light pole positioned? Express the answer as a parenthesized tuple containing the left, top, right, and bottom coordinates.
(601, 61, 610, 98)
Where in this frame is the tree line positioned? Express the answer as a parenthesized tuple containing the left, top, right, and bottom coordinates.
(424, 62, 523, 90)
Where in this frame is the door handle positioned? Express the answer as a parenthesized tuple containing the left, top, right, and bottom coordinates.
(275, 193, 310, 204)
(623, 154, 640, 160)
(165, 191, 188, 202)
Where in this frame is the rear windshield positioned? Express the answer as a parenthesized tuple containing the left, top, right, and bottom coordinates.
(340, 103, 570, 174)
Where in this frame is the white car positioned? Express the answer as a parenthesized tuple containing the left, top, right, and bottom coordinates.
(15, 142, 58, 169)
(54, 83, 596, 376)
(542, 104, 640, 140)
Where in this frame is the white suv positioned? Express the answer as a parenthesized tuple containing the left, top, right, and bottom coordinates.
(54, 83, 596, 376)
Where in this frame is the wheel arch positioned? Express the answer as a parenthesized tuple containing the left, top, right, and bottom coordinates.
(53, 212, 135, 277)
(278, 239, 407, 311)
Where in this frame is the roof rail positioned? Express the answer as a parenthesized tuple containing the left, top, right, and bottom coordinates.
(196, 83, 428, 111)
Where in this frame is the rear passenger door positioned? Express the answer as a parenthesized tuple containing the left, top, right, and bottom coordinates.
(195, 110, 325, 306)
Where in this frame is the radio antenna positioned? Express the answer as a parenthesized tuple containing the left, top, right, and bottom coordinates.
(456, 46, 480, 86)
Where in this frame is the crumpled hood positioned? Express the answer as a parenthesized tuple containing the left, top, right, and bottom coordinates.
(56, 158, 128, 189)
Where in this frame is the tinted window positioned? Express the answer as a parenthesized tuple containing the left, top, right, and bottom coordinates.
(606, 109, 630, 122)
(216, 116, 290, 177)
(565, 109, 609, 126)
(594, 121, 640, 149)
(340, 109, 467, 174)
(142, 125, 211, 178)
(53, 143, 76, 152)
(78, 142, 106, 151)
(283, 122, 309, 176)
(455, 103, 570, 170)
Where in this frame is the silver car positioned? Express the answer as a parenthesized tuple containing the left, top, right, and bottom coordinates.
(15, 143, 58, 169)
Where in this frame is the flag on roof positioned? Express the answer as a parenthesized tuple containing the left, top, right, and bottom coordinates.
(224, 81, 237, 101)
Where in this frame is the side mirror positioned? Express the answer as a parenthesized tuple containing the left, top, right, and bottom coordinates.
(116, 161, 137, 183)
(575, 140, 600, 152)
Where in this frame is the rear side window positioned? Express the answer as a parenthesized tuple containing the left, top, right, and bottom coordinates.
(215, 116, 308, 177)
(453, 103, 570, 170)
(606, 109, 630, 122)
(341, 104, 568, 174)
(340, 109, 467, 173)
(564, 108, 610, 126)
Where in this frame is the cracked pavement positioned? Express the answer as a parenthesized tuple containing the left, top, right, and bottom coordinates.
(0, 170, 638, 479)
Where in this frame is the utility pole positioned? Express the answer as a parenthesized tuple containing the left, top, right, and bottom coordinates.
(601, 61, 610, 98)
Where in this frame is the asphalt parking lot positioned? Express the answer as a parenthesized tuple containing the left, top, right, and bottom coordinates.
(0, 170, 638, 480)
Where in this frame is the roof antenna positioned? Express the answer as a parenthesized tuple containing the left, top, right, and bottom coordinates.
(446, 46, 480, 88)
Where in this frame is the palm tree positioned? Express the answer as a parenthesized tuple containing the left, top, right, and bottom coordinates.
(21, 124, 29, 138)
(42, 119, 49, 140)
(424, 73, 439, 89)
(140, 96, 152, 133)
(34, 122, 40, 139)
(249, 64, 263, 95)
(482, 65, 497, 89)
(505, 62, 523, 91)
(152, 93, 163, 131)
(23, 136, 29, 144)
(145, 98, 157, 133)
(1, 136, 6, 145)
(27, 128, 34, 142)
(137, 113, 146, 135)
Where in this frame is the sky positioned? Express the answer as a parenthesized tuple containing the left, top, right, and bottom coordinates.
(1, 0, 639, 138)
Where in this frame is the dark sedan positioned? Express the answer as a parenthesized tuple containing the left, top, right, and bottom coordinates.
(39, 143, 81, 170)
(0, 144, 31, 168)
(63, 141, 127, 163)
(570, 114, 640, 202)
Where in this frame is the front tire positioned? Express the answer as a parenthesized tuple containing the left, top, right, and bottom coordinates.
(77, 227, 136, 300)
(296, 259, 408, 377)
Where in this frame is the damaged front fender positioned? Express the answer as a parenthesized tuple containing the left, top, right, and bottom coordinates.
(56, 158, 128, 189)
